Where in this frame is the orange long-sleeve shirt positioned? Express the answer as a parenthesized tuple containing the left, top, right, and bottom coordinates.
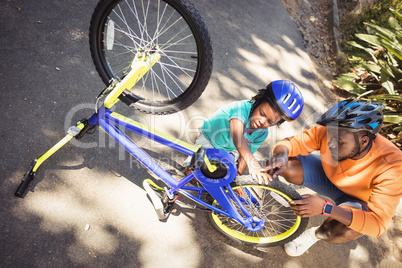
(276, 125, 402, 237)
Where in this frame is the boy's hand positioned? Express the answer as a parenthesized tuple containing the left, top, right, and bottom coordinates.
(250, 167, 272, 185)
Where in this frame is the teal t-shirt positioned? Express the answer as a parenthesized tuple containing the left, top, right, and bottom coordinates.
(200, 100, 268, 153)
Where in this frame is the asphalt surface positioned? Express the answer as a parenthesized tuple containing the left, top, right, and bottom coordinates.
(1, 0, 400, 267)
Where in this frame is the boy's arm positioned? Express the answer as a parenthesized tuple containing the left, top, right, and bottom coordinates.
(237, 157, 247, 175)
(230, 119, 271, 184)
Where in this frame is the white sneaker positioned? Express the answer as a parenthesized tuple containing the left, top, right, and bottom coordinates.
(284, 227, 320, 256)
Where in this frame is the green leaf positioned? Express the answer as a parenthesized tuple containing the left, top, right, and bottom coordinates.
(384, 49, 399, 66)
(346, 41, 377, 60)
(365, 23, 397, 42)
(347, 40, 370, 51)
(384, 115, 402, 124)
(356, 34, 382, 47)
(391, 9, 402, 22)
(381, 78, 395, 95)
(339, 73, 358, 81)
(377, 60, 395, 78)
(361, 62, 382, 74)
(368, 94, 402, 101)
(390, 65, 402, 78)
(380, 40, 402, 61)
(389, 17, 401, 30)
(393, 127, 402, 131)
(345, 50, 373, 61)
(333, 77, 366, 95)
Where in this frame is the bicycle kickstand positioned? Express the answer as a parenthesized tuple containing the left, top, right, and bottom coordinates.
(14, 119, 96, 198)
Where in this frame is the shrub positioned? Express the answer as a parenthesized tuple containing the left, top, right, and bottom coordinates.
(333, 6, 402, 149)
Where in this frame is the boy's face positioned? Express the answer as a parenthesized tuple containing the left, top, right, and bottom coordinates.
(249, 102, 281, 129)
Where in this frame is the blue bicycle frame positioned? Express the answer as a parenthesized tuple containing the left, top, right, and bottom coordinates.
(89, 106, 265, 232)
(14, 52, 265, 232)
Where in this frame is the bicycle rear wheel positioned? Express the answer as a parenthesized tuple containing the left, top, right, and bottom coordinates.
(207, 176, 308, 247)
(89, 0, 213, 114)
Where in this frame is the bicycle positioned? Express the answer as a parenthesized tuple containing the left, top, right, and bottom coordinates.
(14, 0, 308, 247)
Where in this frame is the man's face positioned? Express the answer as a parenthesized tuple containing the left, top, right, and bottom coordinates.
(327, 128, 359, 162)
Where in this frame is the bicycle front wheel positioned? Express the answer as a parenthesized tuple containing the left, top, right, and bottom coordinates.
(89, 0, 213, 114)
(207, 176, 309, 247)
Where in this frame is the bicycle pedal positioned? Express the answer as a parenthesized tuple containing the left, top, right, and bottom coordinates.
(143, 180, 167, 220)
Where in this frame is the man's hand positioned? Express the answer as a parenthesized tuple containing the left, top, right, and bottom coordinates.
(289, 194, 326, 217)
(261, 145, 289, 179)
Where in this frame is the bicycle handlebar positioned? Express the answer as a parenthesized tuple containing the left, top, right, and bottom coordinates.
(15, 160, 37, 198)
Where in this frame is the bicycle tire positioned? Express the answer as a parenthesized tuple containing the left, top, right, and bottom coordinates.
(89, 0, 213, 114)
(207, 175, 309, 247)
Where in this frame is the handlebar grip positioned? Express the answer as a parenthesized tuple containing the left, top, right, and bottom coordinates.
(14, 160, 37, 198)
(15, 174, 34, 197)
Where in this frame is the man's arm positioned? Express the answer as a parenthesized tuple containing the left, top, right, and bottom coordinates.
(290, 194, 353, 226)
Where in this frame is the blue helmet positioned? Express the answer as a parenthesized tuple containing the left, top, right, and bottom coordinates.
(266, 80, 304, 121)
(317, 99, 384, 134)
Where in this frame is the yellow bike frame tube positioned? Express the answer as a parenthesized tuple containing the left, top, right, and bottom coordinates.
(104, 53, 161, 109)
(32, 123, 85, 172)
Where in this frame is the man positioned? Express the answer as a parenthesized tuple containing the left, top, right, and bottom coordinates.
(263, 99, 402, 256)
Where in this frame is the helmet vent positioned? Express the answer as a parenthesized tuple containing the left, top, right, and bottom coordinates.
(288, 98, 297, 109)
(292, 104, 301, 114)
(359, 118, 372, 124)
(362, 105, 375, 111)
(283, 93, 291, 104)
(345, 112, 358, 119)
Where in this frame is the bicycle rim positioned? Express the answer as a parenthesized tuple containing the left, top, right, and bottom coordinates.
(209, 184, 303, 247)
(90, 0, 212, 113)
